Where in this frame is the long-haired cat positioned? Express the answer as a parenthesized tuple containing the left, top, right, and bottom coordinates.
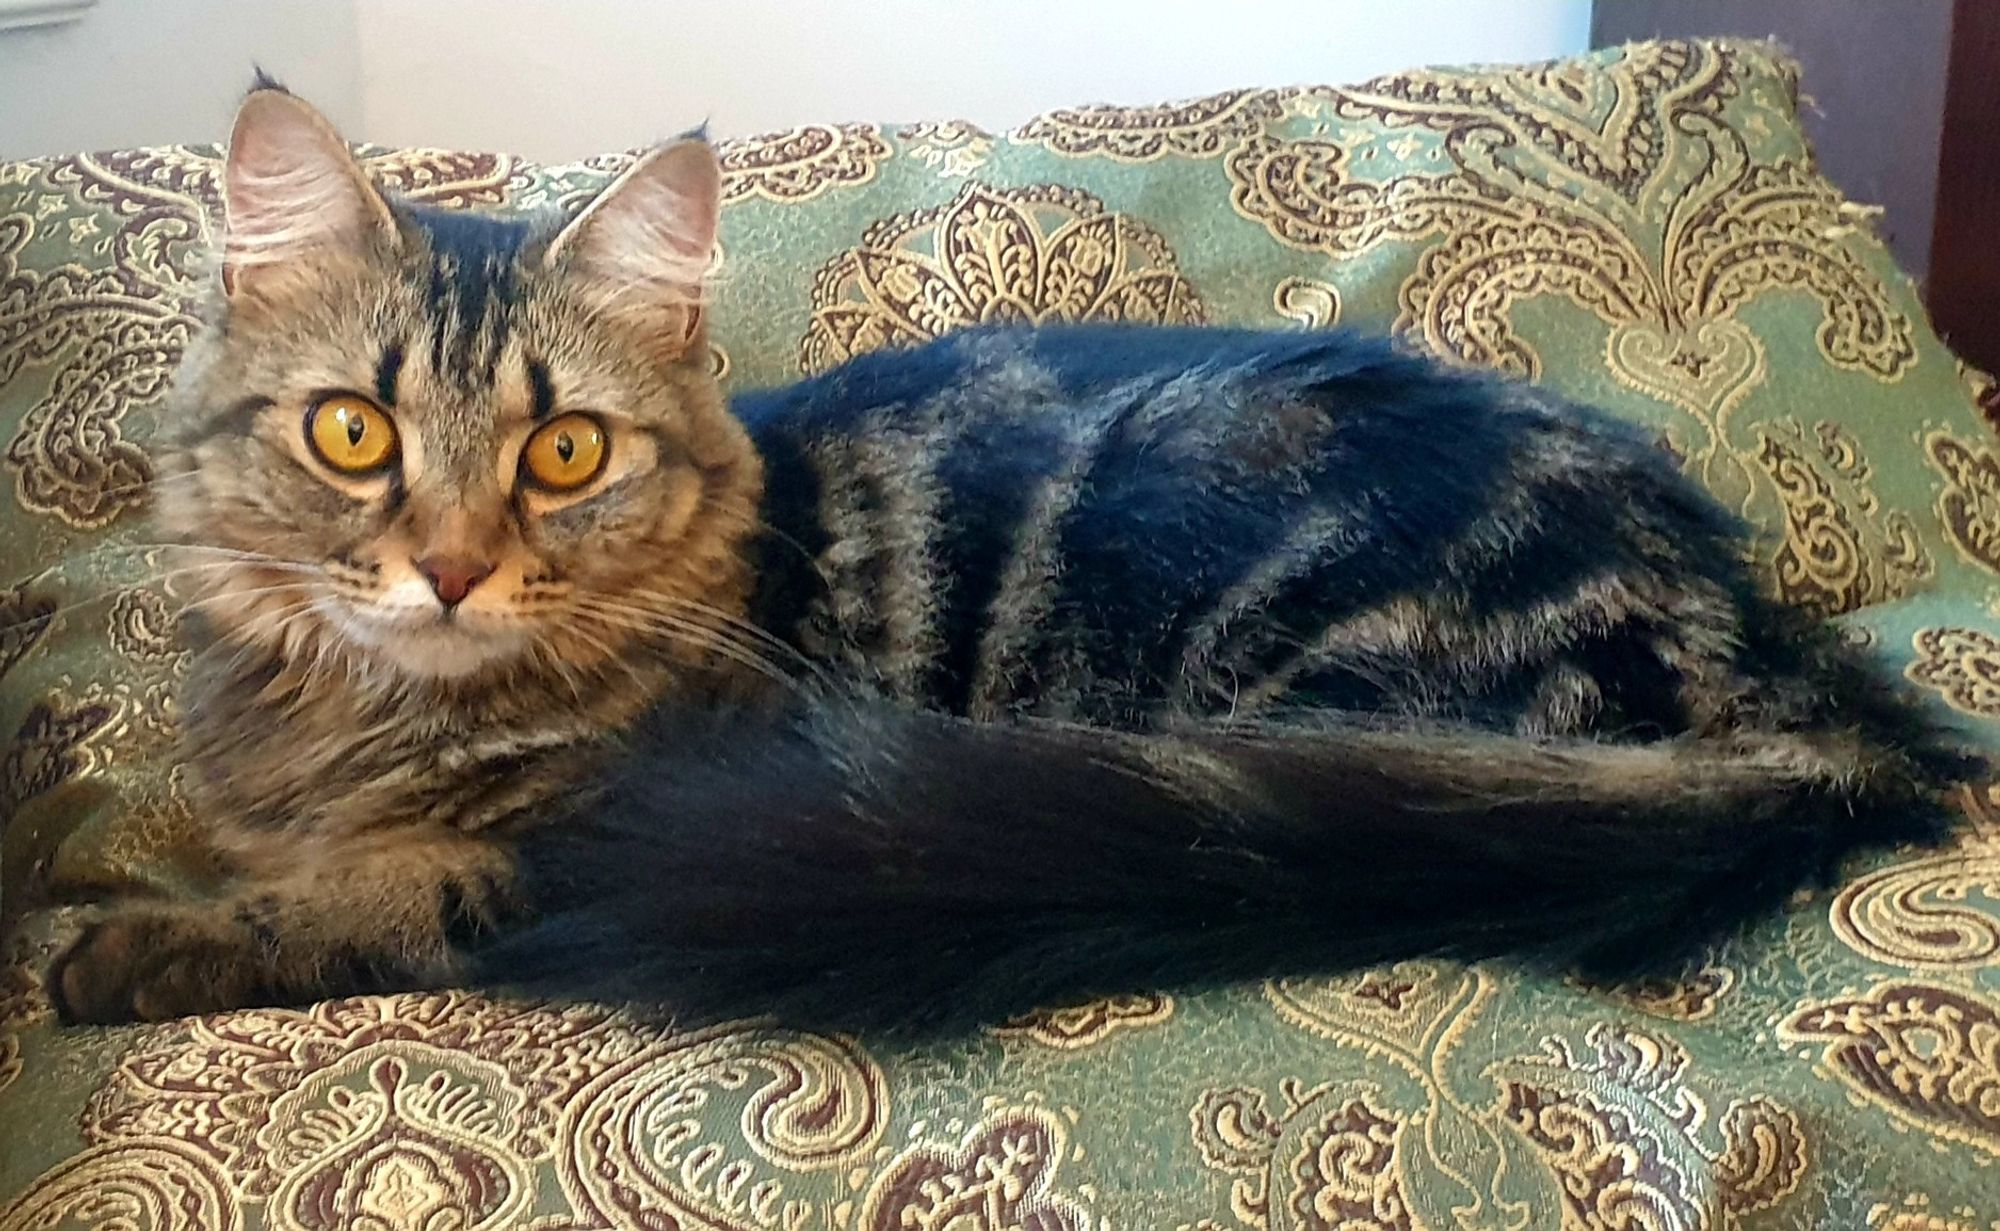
(39, 85, 1960, 1032)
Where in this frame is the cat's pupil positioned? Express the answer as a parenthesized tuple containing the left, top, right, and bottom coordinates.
(346, 417, 365, 447)
(555, 432, 574, 463)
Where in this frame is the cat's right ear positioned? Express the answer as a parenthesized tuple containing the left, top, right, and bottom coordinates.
(221, 86, 396, 297)
(543, 138, 721, 358)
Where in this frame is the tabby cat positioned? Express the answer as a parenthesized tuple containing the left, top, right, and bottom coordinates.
(39, 85, 1959, 1032)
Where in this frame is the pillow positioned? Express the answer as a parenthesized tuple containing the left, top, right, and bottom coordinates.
(5, 39, 1999, 1231)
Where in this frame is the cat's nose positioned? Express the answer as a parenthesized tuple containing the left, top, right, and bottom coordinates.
(415, 556, 495, 608)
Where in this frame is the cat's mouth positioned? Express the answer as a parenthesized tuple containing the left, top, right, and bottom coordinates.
(319, 597, 534, 680)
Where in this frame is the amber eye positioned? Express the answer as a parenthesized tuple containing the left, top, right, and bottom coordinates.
(521, 414, 609, 491)
(305, 395, 398, 474)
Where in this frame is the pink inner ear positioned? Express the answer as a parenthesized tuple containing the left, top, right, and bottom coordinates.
(555, 141, 721, 306)
(222, 93, 384, 287)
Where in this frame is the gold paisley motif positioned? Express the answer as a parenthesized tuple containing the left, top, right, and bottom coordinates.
(1, 691, 117, 823)
(1331, 41, 1721, 202)
(1960, 360, 2000, 434)
(82, 992, 659, 1196)
(1493, 1025, 1809, 1230)
(1907, 627, 2000, 716)
(719, 124, 892, 204)
(1227, 40, 1916, 514)
(1273, 276, 1341, 329)
(1780, 981, 2000, 1158)
(899, 121, 995, 179)
(1189, 1082, 1413, 1231)
(1226, 134, 1508, 263)
(553, 1026, 887, 1231)
(0, 956, 34, 1097)
(993, 992, 1173, 1049)
(1832, 786, 2000, 968)
(0, 1140, 240, 1231)
(801, 181, 1205, 372)
(858, 1105, 1093, 1231)
(263, 1052, 534, 1231)
(106, 586, 179, 666)
(1926, 429, 2000, 577)
(1600, 963, 1739, 1022)
(1607, 317, 1762, 445)
(1754, 419, 1931, 615)
(1017, 88, 1289, 162)
(1264, 965, 1531, 1231)
(0, 583, 56, 681)
(1265, 961, 1485, 1061)
(1869, 1194, 2000, 1231)
(6, 312, 181, 529)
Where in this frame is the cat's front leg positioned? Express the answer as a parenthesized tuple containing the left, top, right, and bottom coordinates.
(49, 832, 519, 1024)
(51, 902, 276, 1023)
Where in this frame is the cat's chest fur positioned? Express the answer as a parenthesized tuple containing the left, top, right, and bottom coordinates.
(175, 634, 648, 864)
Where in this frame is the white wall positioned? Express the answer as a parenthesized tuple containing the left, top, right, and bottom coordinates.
(0, 0, 363, 158)
(356, 0, 1593, 160)
(3, 0, 1591, 161)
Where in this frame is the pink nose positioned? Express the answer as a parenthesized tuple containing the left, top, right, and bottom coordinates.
(414, 556, 495, 607)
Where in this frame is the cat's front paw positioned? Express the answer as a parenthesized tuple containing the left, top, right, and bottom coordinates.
(49, 908, 265, 1025)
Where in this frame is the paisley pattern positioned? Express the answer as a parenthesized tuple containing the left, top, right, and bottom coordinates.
(1494, 1026, 1810, 1231)
(1190, 1082, 1413, 1231)
(859, 1106, 1094, 1231)
(993, 993, 1174, 1049)
(1756, 419, 1931, 616)
(718, 124, 893, 203)
(1927, 429, 2000, 577)
(800, 181, 1206, 372)
(1780, 982, 2000, 1159)
(1225, 41, 1920, 525)
(1016, 87, 1291, 161)
(1907, 627, 2000, 716)
(6, 37, 2000, 1230)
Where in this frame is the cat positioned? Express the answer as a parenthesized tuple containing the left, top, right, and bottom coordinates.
(38, 83, 1961, 1032)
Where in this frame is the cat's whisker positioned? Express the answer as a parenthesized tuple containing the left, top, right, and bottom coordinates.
(7, 562, 324, 628)
(9, 541, 320, 590)
(580, 595, 804, 671)
(544, 621, 653, 698)
(81, 469, 209, 504)
(577, 615, 796, 693)
(579, 589, 808, 670)
(564, 598, 800, 694)
(563, 593, 784, 664)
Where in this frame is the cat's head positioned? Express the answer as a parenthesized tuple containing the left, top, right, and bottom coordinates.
(157, 86, 763, 691)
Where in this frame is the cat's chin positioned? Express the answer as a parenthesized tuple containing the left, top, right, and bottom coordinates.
(323, 603, 534, 681)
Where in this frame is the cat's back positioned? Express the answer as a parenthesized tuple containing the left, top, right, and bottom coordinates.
(734, 325, 1739, 729)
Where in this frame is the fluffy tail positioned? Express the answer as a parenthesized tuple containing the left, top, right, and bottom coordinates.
(479, 699, 1955, 1034)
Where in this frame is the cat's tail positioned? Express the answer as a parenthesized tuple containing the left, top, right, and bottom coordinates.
(478, 697, 1959, 1034)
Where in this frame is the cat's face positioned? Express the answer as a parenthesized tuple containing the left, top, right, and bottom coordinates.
(156, 89, 761, 687)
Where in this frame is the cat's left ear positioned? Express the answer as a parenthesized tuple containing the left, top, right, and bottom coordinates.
(544, 138, 720, 358)
(221, 86, 398, 298)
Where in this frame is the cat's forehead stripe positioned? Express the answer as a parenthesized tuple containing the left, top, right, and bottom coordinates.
(374, 342, 405, 407)
(403, 204, 533, 392)
(526, 357, 557, 421)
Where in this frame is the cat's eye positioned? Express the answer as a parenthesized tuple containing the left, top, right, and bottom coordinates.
(305, 395, 398, 474)
(521, 414, 609, 491)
